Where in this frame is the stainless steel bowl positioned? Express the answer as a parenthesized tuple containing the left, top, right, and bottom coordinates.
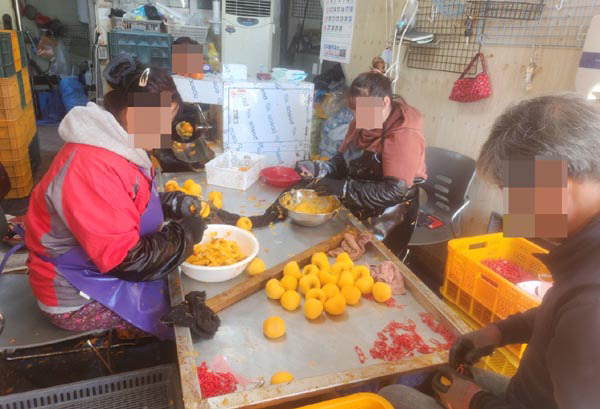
(280, 189, 341, 227)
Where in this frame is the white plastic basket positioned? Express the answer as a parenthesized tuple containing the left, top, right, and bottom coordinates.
(206, 151, 266, 191)
(111, 17, 163, 32)
(167, 23, 210, 44)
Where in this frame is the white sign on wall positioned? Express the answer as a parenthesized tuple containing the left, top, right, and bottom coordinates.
(319, 0, 357, 64)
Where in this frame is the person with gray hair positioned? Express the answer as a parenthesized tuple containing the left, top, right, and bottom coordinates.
(379, 93, 600, 409)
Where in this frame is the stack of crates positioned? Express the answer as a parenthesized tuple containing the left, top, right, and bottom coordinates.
(441, 233, 552, 375)
(0, 30, 36, 199)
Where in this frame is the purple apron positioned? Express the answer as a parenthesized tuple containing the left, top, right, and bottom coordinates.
(38, 170, 173, 340)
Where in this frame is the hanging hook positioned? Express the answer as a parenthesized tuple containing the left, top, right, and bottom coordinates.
(555, 0, 564, 11)
(428, 4, 437, 22)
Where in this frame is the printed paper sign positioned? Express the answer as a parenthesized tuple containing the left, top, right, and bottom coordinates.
(319, 0, 357, 64)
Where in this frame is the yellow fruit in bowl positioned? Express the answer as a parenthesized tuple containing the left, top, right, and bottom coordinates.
(351, 265, 370, 280)
(236, 217, 252, 231)
(304, 298, 324, 320)
(336, 252, 354, 267)
(299, 274, 321, 295)
(263, 316, 285, 339)
(302, 264, 319, 276)
(322, 283, 340, 299)
(283, 261, 301, 279)
(270, 372, 294, 384)
(341, 285, 362, 305)
(373, 282, 392, 303)
(324, 293, 346, 315)
(280, 274, 298, 291)
(246, 258, 266, 275)
(280, 290, 301, 311)
(266, 279, 285, 300)
(305, 288, 327, 304)
(337, 271, 355, 288)
(356, 276, 375, 295)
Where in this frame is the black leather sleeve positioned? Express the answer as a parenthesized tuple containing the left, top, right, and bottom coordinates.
(110, 221, 195, 282)
(319, 153, 348, 179)
(344, 177, 409, 211)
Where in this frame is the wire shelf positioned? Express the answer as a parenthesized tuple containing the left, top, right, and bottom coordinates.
(405, 0, 482, 74)
(292, 0, 324, 20)
(467, 0, 545, 20)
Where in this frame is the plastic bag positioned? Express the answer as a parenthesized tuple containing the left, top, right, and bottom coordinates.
(59, 77, 88, 113)
(48, 40, 70, 77)
(320, 107, 354, 158)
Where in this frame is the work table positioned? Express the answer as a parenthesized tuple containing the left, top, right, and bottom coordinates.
(160, 171, 469, 409)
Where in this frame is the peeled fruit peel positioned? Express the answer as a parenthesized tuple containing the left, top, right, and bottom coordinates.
(322, 283, 340, 299)
(341, 285, 362, 305)
(270, 372, 294, 384)
(324, 293, 346, 316)
(356, 276, 375, 295)
(283, 261, 302, 279)
(299, 275, 321, 295)
(304, 298, 324, 320)
(305, 288, 327, 304)
(280, 290, 301, 311)
(236, 217, 252, 231)
(280, 275, 298, 291)
(373, 282, 392, 303)
(302, 264, 319, 276)
(337, 271, 355, 288)
(266, 279, 285, 300)
(351, 265, 370, 280)
(263, 316, 285, 339)
(247, 258, 266, 275)
(336, 252, 354, 267)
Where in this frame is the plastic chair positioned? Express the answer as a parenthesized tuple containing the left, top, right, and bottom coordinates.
(409, 147, 476, 246)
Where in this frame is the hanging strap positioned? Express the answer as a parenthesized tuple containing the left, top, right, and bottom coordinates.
(458, 52, 485, 79)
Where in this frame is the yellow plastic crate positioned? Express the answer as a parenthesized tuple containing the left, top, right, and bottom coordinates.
(0, 69, 31, 121)
(0, 30, 24, 72)
(443, 232, 548, 321)
(2, 150, 33, 198)
(0, 103, 36, 162)
(296, 394, 393, 409)
(479, 345, 520, 377)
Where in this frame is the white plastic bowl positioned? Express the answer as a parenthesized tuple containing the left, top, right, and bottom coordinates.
(180, 224, 259, 283)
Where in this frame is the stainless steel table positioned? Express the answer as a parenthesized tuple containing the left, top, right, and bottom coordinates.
(161, 172, 469, 409)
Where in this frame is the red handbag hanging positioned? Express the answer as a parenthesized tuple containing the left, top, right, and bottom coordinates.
(449, 52, 492, 103)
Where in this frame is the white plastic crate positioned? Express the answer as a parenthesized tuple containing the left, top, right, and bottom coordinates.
(167, 23, 210, 44)
(111, 17, 163, 32)
(206, 151, 266, 191)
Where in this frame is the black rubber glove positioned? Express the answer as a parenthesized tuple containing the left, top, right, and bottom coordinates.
(295, 153, 348, 180)
(295, 160, 319, 179)
(344, 177, 409, 211)
(160, 191, 203, 219)
(313, 177, 345, 197)
(110, 217, 206, 282)
(449, 325, 502, 369)
(161, 291, 220, 340)
(432, 366, 482, 409)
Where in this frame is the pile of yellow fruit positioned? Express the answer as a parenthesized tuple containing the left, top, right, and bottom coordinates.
(165, 179, 202, 197)
(264, 252, 392, 321)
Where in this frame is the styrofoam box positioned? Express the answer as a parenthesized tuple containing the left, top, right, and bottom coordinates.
(206, 151, 266, 191)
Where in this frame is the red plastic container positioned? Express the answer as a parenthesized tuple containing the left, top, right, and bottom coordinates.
(260, 166, 301, 188)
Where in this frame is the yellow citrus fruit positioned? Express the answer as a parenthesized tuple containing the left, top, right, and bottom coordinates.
(212, 196, 223, 209)
(283, 261, 302, 279)
(165, 180, 179, 192)
(341, 285, 362, 305)
(337, 271, 355, 288)
(302, 264, 319, 276)
(263, 316, 285, 339)
(247, 258, 266, 275)
(356, 276, 375, 295)
(311, 252, 330, 272)
(186, 183, 202, 197)
(351, 265, 370, 280)
(305, 288, 327, 304)
(324, 293, 346, 316)
(299, 274, 321, 295)
(319, 269, 339, 286)
(373, 282, 392, 303)
(208, 191, 223, 203)
(270, 372, 294, 384)
(280, 274, 298, 291)
(280, 290, 301, 311)
(266, 279, 285, 300)
(304, 298, 324, 320)
(322, 283, 340, 299)
(331, 261, 352, 277)
(336, 252, 354, 267)
(236, 217, 252, 231)
(183, 179, 196, 190)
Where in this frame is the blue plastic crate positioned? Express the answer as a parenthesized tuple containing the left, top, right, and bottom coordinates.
(108, 30, 172, 70)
